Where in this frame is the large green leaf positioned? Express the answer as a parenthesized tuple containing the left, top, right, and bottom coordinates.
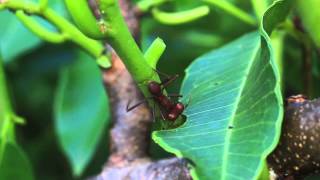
(153, 1, 293, 179)
(153, 32, 282, 180)
(0, 141, 34, 180)
(54, 51, 110, 176)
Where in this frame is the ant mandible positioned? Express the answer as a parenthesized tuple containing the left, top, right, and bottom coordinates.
(127, 72, 185, 121)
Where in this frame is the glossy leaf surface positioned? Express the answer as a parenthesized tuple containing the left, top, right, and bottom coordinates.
(153, 31, 283, 180)
(54, 51, 110, 176)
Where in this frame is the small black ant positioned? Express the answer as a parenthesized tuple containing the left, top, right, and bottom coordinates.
(127, 72, 185, 121)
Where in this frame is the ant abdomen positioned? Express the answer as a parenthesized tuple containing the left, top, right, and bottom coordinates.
(167, 113, 178, 121)
(167, 102, 185, 121)
(174, 103, 184, 112)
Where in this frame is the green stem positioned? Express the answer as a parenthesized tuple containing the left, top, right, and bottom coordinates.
(43, 8, 103, 58)
(270, 30, 285, 90)
(0, 0, 109, 64)
(251, 0, 268, 20)
(0, 57, 15, 143)
(0, 60, 13, 122)
(99, 0, 156, 88)
(136, 0, 169, 12)
(203, 0, 257, 26)
(16, 10, 66, 44)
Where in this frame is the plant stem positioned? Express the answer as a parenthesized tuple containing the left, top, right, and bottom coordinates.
(0, 57, 15, 143)
(0, 0, 108, 64)
(16, 10, 65, 43)
(270, 30, 285, 90)
(203, 0, 257, 26)
(99, 0, 157, 89)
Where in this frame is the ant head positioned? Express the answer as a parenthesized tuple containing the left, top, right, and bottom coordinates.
(167, 113, 177, 121)
(148, 81, 161, 95)
(175, 102, 185, 112)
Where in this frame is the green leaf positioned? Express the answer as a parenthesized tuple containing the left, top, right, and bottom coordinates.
(153, 31, 283, 180)
(54, 51, 110, 176)
(0, 11, 42, 62)
(0, 0, 68, 62)
(0, 141, 34, 180)
(261, 0, 294, 35)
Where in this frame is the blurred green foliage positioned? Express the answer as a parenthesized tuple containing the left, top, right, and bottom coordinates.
(0, 0, 320, 179)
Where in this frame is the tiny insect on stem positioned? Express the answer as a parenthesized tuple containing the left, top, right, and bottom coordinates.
(126, 71, 185, 121)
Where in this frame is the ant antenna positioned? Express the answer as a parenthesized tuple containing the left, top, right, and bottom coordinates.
(167, 94, 183, 98)
(153, 69, 171, 79)
(160, 74, 179, 89)
(153, 69, 179, 89)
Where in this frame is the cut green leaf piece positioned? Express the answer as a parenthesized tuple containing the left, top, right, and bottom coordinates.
(54, 51, 110, 176)
(153, 31, 283, 180)
(144, 37, 166, 69)
(0, 141, 34, 180)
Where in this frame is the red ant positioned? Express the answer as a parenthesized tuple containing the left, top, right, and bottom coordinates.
(127, 73, 185, 121)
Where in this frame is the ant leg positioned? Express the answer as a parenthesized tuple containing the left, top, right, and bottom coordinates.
(160, 110, 166, 121)
(152, 102, 156, 122)
(126, 96, 156, 112)
(167, 93, 183, 102)
(168, 94, 183, 98)
(126, 99, 148, 112)
(159, 107, 167, 121)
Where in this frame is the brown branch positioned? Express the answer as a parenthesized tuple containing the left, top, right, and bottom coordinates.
(90, 0, 191, 179)
(91, 158, 191, 180)
(103, 51, 152, 165)
(268, 96, 320, 179)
